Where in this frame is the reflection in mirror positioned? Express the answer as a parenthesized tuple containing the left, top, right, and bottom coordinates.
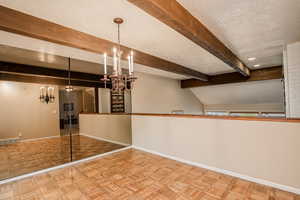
(63, 86, 132, 162)
(76, 88, 132, 161)
(98, 88, 132, 114)
(0, 45, 132, 181)
(59, 86, 96, 136)
(0, 81, 71, 180)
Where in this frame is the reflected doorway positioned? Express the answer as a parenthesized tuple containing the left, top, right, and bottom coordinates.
(59, 86, 95, 136)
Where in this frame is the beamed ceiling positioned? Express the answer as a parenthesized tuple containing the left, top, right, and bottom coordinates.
(0, 0, 298, 76)
(0, 0, 299, 76)
(0, 0, 299, 105)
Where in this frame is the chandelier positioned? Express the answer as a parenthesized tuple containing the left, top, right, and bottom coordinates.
(101, 18, 137, 93)
(39, 86, 55, 104)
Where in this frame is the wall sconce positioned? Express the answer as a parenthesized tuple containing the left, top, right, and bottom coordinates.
(39, 86, 55, 104)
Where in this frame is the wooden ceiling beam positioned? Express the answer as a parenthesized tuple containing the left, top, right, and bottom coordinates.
(0, 61, 102, 81)
(0, 61, 109, 88)
(0, 5, 208, 81)
(128, 0, 251, 77)
(181, 66, 282, 88)
(0, 72, 106, 88)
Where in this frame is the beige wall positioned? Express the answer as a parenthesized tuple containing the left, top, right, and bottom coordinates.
(204, 103, 284, 113)
(98, 88, 110, 113)
(0, 81, 60, 140)
(79, 114, 132, 145)
(132, 72, 204, 114)
(124, 90, 132, 113)
(132, 115, 300, 190)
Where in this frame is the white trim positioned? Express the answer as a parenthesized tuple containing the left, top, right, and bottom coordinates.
(0, 146, 132, 185)
(20, 135, 60, 143)
(0, 137, 19, 145)
(0, 137, 19, 142)
(132, 146, 300, 195)
(80, 133, 130, 146)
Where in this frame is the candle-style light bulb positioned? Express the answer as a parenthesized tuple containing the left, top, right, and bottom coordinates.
(40, 87, 43, 96)
(130, 51, 134, 74)
(113, 47, 117, 73)
(103, 53, 107, 75)
(128, 55, 131, 75)
(118, 51, 122, 75)
(51, 87, 54, 97)
(46, 87, 50, 96)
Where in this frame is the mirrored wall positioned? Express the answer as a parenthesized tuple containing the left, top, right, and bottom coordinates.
(0, 45, 132, 181)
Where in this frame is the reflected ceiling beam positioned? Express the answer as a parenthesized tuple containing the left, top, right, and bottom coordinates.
(0, 5, 208, 81)
(128, 0, 251, 77)
(0, 44, 121, 75)
(0, 61, 108, 88)
(181, 66, 282, 88)
(0, 72, 106, 88)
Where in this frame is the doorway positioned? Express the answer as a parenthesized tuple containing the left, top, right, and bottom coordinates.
(59, 87, 96, 136)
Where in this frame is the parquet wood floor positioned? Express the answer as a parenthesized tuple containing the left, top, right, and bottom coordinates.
(0, 135, 124, 180)
(0, 149, 298, 200)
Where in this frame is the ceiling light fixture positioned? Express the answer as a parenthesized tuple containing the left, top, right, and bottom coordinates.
(101, 18, 137, 93)
(39, 86, 55, 104)
(248, 57, 256, 61)
(253, 64, 261, 68)
(65, 57, 73, 92)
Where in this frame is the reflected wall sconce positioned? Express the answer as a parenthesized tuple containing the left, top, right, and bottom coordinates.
(39, 86, 55, 104)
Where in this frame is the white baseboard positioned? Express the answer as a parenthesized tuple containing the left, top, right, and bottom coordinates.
(0, 146, 132, 185)
(80, 133, 130, 147)
(132, 146, 300, 195)
(0, 137, 19, 145)
(20, 135, 60, 143)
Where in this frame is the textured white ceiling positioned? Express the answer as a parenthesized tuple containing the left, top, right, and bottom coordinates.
(0, 0, 233, 77)
(178, 0, 300, 69)
(190, 79, 284, 105)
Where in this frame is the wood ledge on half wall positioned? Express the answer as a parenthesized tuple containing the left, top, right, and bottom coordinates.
(79, 113, 300, 123)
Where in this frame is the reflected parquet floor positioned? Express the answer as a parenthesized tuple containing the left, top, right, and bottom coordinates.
(0, 135, 124, 180)
(0, 149, 298, 200)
